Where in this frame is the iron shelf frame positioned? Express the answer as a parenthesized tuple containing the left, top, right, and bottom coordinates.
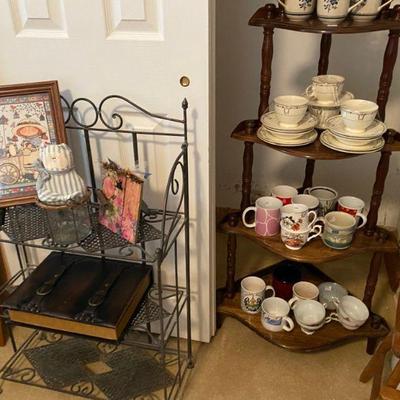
(0, 95, 193, 400)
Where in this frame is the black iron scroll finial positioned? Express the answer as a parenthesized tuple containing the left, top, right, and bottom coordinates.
(182, 98, 188, 110)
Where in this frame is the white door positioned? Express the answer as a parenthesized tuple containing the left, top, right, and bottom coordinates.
(0, 0, 215, 342)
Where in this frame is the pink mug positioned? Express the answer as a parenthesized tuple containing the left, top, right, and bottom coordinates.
(242, 196, 283, 236)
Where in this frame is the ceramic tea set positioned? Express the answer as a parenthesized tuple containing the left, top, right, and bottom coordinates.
(242, 184, 367, 250)
(241, 269, 369, 335)
(257, 74, 387, 154)
(277, 0, 394, 24)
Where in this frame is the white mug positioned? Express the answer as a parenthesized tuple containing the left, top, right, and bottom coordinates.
(292, 194, 320, 213)
(288, 281, 319, 308)
(261, 297, 294, 332)
(241, 276, 275, 314)
(281, 203, 318, 231)
(278, 0, 316, 21)
(351, 0, 394, 22)
(317, 0, 365, 24)
(304, 186, 338, 216)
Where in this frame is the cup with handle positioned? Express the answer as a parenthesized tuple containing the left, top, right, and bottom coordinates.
(317, 0, 365, 24)
(242, 196, 283, 237)
(261, 297, 294, 332)
(288, 281, 319, 308)
(317, 211, 367, 250)
(293, 299, 332, 335)
(351, 0, 394, 22)
(241, 276, 275, 314)
(277, 0, 316, 21)
(304, 186, 338, 216)
(330, 295, 369, 330)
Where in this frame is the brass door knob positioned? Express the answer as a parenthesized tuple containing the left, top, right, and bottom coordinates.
(180, 76, 190, 87)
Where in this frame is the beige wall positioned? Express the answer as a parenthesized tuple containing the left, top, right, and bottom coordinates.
(216, 1, 400, 228)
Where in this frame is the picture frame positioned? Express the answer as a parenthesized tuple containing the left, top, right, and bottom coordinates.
(0, 81, 66, 207)
(99, 160, 143, 244)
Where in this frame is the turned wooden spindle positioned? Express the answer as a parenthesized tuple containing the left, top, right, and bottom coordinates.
(258, 26, 275, 117)
(226, 233, 237, 298)
(302, 159, 315, 191)
(240, 142, 254, 211)
(376, 29, 400, 121)
(318, 33, 332, 75)
(365, 149, 392, 235)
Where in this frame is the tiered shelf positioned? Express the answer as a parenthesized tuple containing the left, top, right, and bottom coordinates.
(217, 262, 389, 352)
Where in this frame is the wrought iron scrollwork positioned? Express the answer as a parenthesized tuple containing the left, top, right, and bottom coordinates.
(3, 367, 36, 383)
(70, 381, 95, 396)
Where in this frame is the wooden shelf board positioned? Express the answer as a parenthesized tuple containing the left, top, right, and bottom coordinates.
(232, 120, 400, 160)
(220, 212, 398, 264)
(217, 263, 390, 352)
(249, 6, 400, 34)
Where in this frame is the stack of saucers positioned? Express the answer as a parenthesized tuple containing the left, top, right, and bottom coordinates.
(257, 95, 318, 147)
(303, 74, 354, 130)
(320, 99, 386, 155)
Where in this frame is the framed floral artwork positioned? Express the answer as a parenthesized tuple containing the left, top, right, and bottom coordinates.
(0, 81, 67, 207)
(99, 160, 143, 244)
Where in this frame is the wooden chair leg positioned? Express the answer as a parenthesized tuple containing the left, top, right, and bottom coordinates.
(384, 252, 400, 293)
(360, 334, 393, 400)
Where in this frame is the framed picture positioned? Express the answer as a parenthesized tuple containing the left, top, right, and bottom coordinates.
(0, 81, 66, 207)
(99, 160, 143, 244)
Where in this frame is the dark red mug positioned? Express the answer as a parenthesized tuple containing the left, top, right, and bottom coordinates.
(272, 263, 302, 301)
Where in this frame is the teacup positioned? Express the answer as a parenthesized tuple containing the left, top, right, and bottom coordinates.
(281, 203, 318, 232)
(271, 185, 298, 205)
(274, 95, 309, 127)
(304, 186, 338, 216)
(337, 196, 365, 221)
(330, 295, 369, 330)
(317, 0, 364, 24)
(293, 299, 331, 335)
(318, 282, 348, 310)
(277, 0, 316, 21)
(241, 276, 275, 314)
(341, 99, 379, 133)
(305, 75, 345, 104)
(317, 211, 367, 250)
(280, 223, 322, 250)
(292, 194, 320, 213)
(351, 0, 394, 22)
(242, 196, 283, 237)
(308, 104, 340, 129)
(261, 297, 294, 332)
(288, 281, 319, 308)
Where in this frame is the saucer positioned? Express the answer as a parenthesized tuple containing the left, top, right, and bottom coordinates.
(305, 91, 354, 107)
(320, 131, 385, 154)
(326, 116, 387, 139)
(257, 128, 318, 147)
(261, 111, 318, 133)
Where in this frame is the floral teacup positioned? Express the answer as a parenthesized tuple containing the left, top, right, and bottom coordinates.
(317, 0, 364, 24)
(278, 0, 316, 21)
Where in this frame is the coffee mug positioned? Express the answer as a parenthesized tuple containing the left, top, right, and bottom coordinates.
(281, 203, 318, 231)
(317, 0, 364, 24)
(272, 263, 302, 301)
(351, 0, 394, 22)
(317, 211, 367, 250)
(261, 297, 294, 332)
(242, 196, 283, 237)
(292, 194, 320, 212)
(293, 299, 332, 335)
(304, 186, 338, 216)
(330, 295, 369, 330)
(280, 223, 322, 250)
(241, 276, 275, 314)
(337, 196, 365, 220)
(305, 75, 345, 104)
(288, 281, 319, 308)
(277, 0, 316, 21)
(271, 185, 298, 205)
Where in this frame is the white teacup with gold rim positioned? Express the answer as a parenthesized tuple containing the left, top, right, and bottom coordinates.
(274, 95, 309, 128)
(305, 75, 345, 104)
(341, 99, 378, 133)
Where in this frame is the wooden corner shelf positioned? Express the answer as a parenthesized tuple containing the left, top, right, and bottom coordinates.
(217, 263, 390, 352)
(249, 5, 400, 34)
(232, 120, 400, 160)
(220, 211, 398, 264)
